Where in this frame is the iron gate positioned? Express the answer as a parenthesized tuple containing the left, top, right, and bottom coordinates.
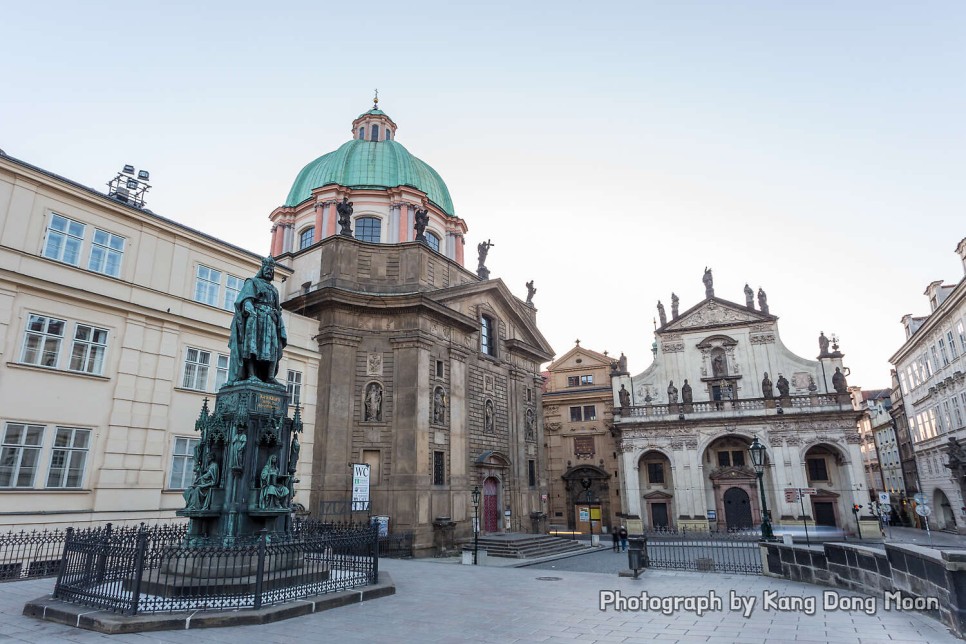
(641, 529, 763, 575)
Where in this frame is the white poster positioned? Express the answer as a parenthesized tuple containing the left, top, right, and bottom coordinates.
(352, 463, 370, 511)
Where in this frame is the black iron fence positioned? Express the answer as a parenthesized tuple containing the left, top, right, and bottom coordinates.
(0, 528, 71, 582)
(294, 519, 414, 559)
(52, 522, 379, 614)
(639, 529, 763, 575)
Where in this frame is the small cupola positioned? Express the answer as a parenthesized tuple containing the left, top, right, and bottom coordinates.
(351, 92, 398, 142)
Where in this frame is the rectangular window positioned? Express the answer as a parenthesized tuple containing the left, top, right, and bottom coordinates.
(287, 369, 303, 407)
(46, 427, 91, 488)
(570, 406, 582, 422)
(807, 458, 829, 481)
(182, 348, 211, 390)
(528, 459, 536, 487)
(580, 375, 593, 386)
(68, 324, 108, 375)
(647, 462, 665, 484)
(582, 405, 597, 421)
(717, 451, 731, 467)
(168, 436, 199, 489)
(942, 401, 953, 434)
(949, 330, 959, 359)
(0, 423, 44, 488)
(214, 353, 230, 390)
(959, 322, 966, 355)
(939, 338, 950, 366)
(21, 314, 66, 368)
(952, 395, 963, 428)
(898, 371, 908, 396)
(194, 265, 221, 306)
(480, 315, 496, 356)
(527, 387, 532, 402)
(42, 213, 85, 266)
(731, 450, 745, 466)
(371, 124, 379, 140)
(436, 360, 444, 378)
(299, 227, 315, 250)
(567, 376, 579, 387)
(224, 275, 243, 311)
(931, 346, 941, 372)
(88, 229, 125, 277)
(433, 451, 445, 486)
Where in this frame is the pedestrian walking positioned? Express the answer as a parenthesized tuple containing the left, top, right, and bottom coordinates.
(611, 529, 619, 552)
(618, 525, 628, 552)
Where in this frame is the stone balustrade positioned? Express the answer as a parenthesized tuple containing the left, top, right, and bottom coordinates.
(619, 393, 851, 421)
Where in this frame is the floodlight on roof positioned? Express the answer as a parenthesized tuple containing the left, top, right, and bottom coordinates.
(137, 170, 150, 180)
(115, 186, 130, 202)
(126, 178, 138, 189)
(123, 165, 135, 175)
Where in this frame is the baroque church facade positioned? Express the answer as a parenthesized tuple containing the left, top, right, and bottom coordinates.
(270, 102, 554, 554)
(611, 273, 875, 536)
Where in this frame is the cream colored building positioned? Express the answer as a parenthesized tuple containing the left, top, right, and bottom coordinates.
(0, 153, 319, 530)
(889, 238, 966, 532)
(542, 343, 622, 534)
(612, 276, 874, 536)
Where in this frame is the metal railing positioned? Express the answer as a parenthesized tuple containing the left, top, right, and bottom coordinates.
(639, 530, 763, 575)
(52, 522, 379, 614)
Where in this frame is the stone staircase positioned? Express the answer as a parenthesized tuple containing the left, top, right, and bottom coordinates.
(471, 534, 594, 559)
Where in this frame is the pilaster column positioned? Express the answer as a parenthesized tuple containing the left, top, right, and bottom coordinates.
(622, 447, 642, 519)
(388, 204, 400, 243)
(314, 202, 324, 243)
(326, 202, 337, 237)
(270, 224, 283, 257)
(455, 234, 464, 266)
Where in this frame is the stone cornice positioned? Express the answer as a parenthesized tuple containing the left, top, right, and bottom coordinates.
(315, 329, 363, 348)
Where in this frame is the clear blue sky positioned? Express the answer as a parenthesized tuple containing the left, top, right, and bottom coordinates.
(3, 1, 964, 388)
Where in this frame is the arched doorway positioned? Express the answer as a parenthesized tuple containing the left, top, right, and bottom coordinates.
(935, 489, 956, 531)
(483, 477, 500, 533)
(638, 450, 674, 530)
(561, 465, 610, 533)
(804, 443, 849, 528)
(723, 487, 752, 529)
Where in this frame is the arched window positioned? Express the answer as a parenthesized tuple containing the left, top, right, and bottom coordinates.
(385, 129, 391, 140)
(356, 217, 381, 243)
(371, 124, 379, 141)
(359, 127, 365, 140)
(298, 227, 314, 250)
(425, 231, 441, 252)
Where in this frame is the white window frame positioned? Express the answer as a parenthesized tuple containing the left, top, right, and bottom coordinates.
(21, 314, 67, 368)
(182, 347, 212, 391)
(88, 228, 125, 277)
(168, 436, 200, 490)
(287, 369, 303, 407)
(214, 353, 230, 390)
(224, 275, 243, 311)
(0, 423, 44, 488)
(42, 213, 86, 266)
(68, 323, 109, 375)
(46, 427, 91, 489)
(194, 265, 221, 307)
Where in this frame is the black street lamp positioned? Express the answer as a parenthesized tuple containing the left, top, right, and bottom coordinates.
(749, 437, 774, 540)
(471, 486, 481, 565)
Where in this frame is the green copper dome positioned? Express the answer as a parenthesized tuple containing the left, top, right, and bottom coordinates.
(284, 139, 456, 216)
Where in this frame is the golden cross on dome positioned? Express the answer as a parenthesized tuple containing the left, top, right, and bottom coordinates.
(373, 89, 379, 109)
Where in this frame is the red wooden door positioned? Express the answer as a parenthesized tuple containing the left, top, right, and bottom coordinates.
(483, 477, 499, 532)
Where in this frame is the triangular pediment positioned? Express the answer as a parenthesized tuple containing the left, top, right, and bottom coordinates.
(430, 278, 554, 361)
(661, 297, 776, 333)
(547, 345, 612, 371)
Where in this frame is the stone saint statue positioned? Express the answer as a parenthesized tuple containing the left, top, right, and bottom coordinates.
(229, 426, 247, 472)
(667, 380, 678, 404)
(703, 267, 714, 298)
(761, 372, 773, 398)
(526, 280, 536, 307)
(364, 383, 382, 422)
(433, 388, 446, 424)
(832, 367, 848, 394)
(818, 332, 830, 356)
(744, 283, 754, 309)
(681, 380, 693, 404)
(484, 400, 494, 432)
(413, 207, 429, 241)
(657, 300, 667, 326)
(618, 384, 631, 408)
(228, 256, 288, 384)
(337, 197, 354, 236)
(712, 354, 725, 377)
(477, 239, 494, 279)
(183, 453, 219, 511)
(757, 288, 769, 314)
(671, 293, 679, 319)
(618, 353, 627, 373)
(776, 374, 790, 398)
(259, 455, 288, 510)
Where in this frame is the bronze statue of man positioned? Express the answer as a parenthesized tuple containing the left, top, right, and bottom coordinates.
(228, 256, 287, 385)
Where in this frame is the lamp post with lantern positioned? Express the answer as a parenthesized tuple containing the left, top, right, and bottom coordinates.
(749, 437, 774, 540)
(471, 486, 481, 565)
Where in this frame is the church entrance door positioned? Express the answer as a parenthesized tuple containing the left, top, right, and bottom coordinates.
(483, 477, 499, 533)
(723, 487, 752, 529)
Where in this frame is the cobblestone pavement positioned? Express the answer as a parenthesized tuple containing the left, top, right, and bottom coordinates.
(0, 557, 958, 643)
